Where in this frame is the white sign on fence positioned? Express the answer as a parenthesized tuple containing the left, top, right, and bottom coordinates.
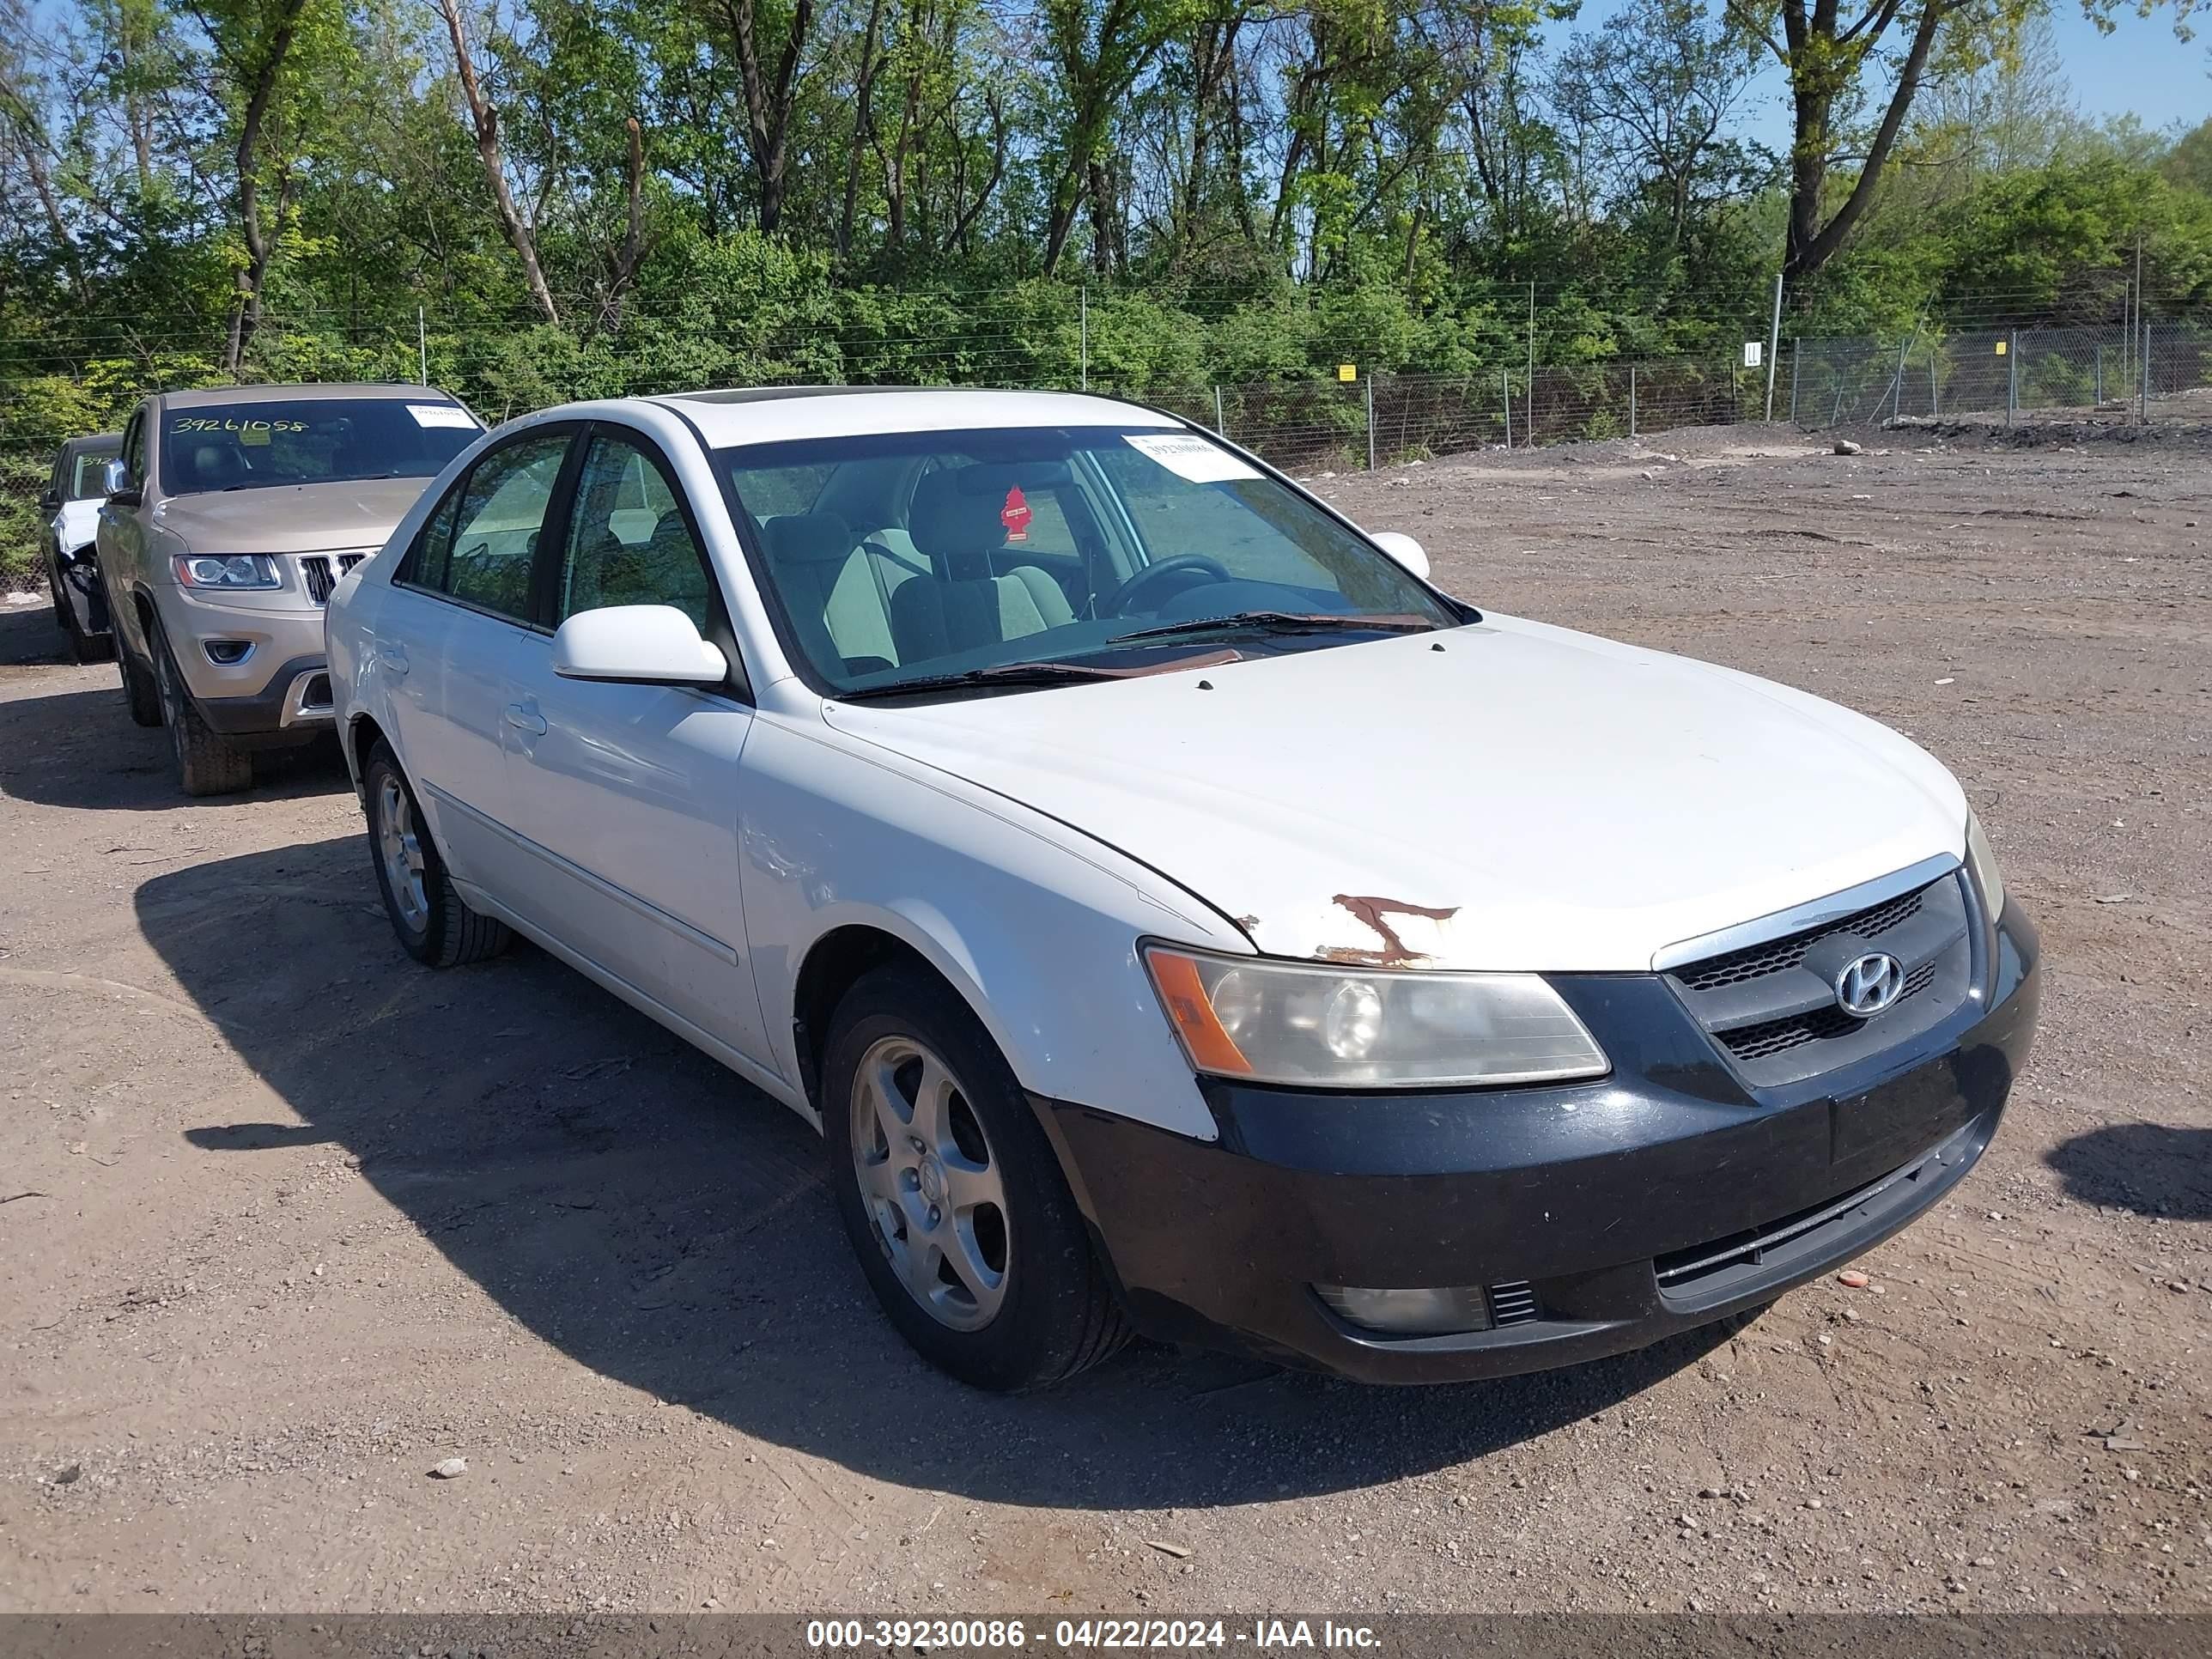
(1743, 341, 1764, 368)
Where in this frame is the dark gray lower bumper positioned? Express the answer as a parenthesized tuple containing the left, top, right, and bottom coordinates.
(1042, 906, 2040, 1384)
(193, 652, 332, 746)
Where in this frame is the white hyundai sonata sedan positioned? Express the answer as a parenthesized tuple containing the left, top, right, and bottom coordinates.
(325, 386, 2038, 1391)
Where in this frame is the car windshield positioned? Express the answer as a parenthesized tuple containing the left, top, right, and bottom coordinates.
(720, 424, 1456, 696)
(160, 398, 481, 495)
(67, 444, 119, 499)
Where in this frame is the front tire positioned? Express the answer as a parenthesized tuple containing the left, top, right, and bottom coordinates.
(148, 614, 252, 796)
(116, 612, 163, 727)
(824, 964, 1128, 1391)
(362, 743, 512, 968)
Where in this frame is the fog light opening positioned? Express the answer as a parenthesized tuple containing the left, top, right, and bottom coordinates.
(1316, 1284, 1493, 1337)
(203, 639, 252, 665)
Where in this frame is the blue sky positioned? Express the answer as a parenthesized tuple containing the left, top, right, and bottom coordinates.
(1547, 2, 2209, 149)
(2051, 4, 2209, 131)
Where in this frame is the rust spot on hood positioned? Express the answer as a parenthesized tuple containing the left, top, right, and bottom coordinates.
(1322, 894, 1460, 968)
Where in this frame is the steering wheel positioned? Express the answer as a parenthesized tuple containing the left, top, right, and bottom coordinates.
(1097, 554, 1232, 618)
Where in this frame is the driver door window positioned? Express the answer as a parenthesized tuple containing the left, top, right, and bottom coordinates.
(557, 434, 716, 629)
(120, 413, 145, 489)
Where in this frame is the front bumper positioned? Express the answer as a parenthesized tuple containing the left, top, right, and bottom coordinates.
(155, 586, 333, 744)
(1043, 905, 2039, 1384)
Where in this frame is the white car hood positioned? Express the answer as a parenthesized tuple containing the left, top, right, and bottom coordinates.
(820, 617, 1969, 972)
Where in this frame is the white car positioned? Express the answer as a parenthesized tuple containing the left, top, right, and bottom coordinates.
(325, 387, 2039, 1391)
(40, 432, 122, 661)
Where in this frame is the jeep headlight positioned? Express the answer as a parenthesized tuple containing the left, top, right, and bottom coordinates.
(1144, 946, 1609, 1088)
(174, 554, 281, 590)
(1965, 813, 2006, 921)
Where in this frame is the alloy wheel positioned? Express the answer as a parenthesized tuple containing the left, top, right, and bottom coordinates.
(375, 775, 431, 932)
(849, 1034, 1011, 1331)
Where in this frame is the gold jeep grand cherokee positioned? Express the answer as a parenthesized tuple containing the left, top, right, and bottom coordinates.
(95, 383, 482, 795)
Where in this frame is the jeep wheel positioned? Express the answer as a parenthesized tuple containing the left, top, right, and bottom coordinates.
(149, 615, 252, 796)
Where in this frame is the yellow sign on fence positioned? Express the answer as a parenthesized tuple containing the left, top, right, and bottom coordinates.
(1995, 340, 2008, 356)
(1337, 363, 1358, 382)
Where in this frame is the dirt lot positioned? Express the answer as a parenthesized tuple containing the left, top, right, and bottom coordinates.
(2, 424, 2208, 1619)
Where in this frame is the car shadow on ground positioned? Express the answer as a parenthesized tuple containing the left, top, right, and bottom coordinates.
(2045, 1123, 2212, 1222)
(143, 835, 1734, 1510)
(0, 684, 352, 811)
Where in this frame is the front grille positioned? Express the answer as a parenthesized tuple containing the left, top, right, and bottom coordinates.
(1666, 872, 1975, 1090)
(1717, 962, 1937, 1061)
(1675, 886, 1925, 991)
(299, 552, 368, 606)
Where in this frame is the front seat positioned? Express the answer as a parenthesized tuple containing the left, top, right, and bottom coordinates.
(760, 510, 905, 674)
(890, 469, 1074, 665)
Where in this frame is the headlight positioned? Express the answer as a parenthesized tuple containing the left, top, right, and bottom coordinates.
(1144, 946, 1609, 1088)
(173, 554, 281, 590)
(1965, 813, 2006, 921)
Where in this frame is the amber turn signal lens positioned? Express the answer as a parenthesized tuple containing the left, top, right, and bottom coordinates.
(1143, 948, 1255, 1077)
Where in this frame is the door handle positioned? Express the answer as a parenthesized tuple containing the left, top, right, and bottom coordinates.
(504, 702, 547, 736)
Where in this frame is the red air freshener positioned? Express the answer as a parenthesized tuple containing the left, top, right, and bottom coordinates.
(1000, 485, 1032, 542)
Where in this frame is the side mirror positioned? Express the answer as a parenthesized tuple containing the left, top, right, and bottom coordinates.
(38, 492, 61, 514)
(102, 459, 134, 499)
(1368, 530, 1431, 582)
(552, 605, 728, 686)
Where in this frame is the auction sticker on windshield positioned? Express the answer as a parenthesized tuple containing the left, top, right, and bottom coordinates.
(1124, 431, 1260, 483)
(407, 403, 478, 428)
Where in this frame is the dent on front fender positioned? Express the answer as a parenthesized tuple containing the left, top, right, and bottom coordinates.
(736, 719, 1239, 1143)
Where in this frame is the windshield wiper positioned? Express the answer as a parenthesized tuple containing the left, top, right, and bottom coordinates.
(833, 660, 1131, 700)
(1109, 610, 1438, 646)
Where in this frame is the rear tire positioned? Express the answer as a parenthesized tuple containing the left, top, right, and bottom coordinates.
(363, 743, 512, 968)
(824, 964, 1128, 1391)
(148, 614, 252, 796)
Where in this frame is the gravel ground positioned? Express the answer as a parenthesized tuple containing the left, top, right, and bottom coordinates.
(1, 423, 2208, 1618)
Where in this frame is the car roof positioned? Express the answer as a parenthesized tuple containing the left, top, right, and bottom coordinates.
(58, 432, 121, 459)
(647, 386, 1188, 449)
(159, 383, 465, 411)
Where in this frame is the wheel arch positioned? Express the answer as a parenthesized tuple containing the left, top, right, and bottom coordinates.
(790, 918, 994, 1118)
(343, 711, 389, 798)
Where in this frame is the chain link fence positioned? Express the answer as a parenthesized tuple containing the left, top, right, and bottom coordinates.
(1783, 310, 2212, 429)
(7, 306, 2210, 589)
(1112, 357, 1747, 476)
